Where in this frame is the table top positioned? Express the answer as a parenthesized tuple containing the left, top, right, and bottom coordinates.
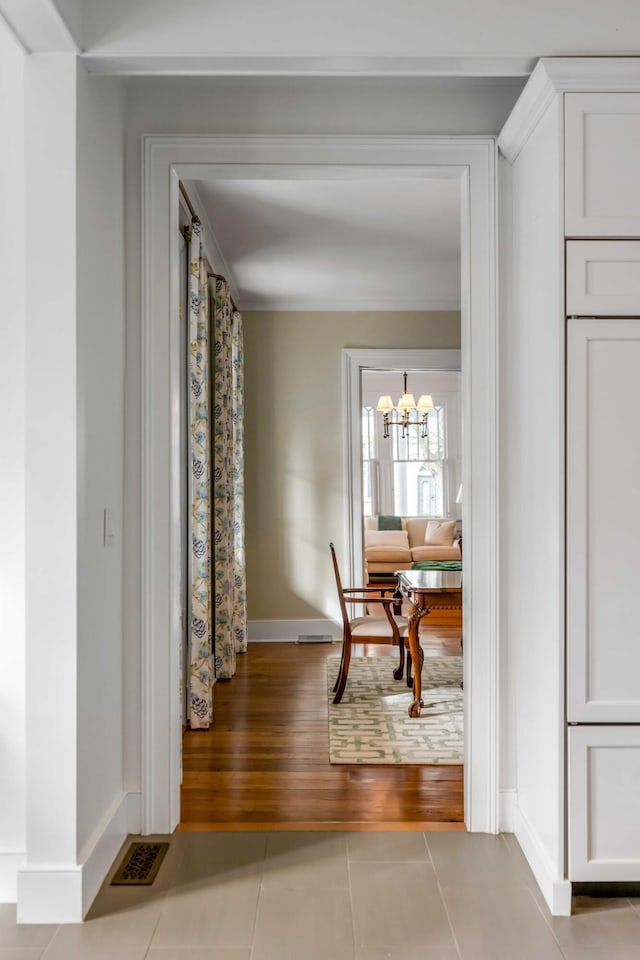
(395, 569, 463, 592)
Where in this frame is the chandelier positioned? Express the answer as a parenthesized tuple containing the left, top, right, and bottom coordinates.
(376, 371, 434, 439)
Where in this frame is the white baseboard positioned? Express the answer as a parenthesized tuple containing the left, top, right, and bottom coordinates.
(499, 788, 517, 832)
(17, 868, 83, 924)
(248, 619, 341, 642)
(79, 790, 141, 917)
(17, 791, 141, 923)
(0, 853, 25, 902)
(514, 804, 572, 916)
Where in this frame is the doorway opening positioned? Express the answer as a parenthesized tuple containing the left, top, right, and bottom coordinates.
(140, 135, 499, 837)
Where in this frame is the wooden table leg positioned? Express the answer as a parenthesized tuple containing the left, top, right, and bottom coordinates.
(407, 597, 429, 717)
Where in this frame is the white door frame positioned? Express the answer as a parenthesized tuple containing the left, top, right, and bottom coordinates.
(141, 135, 499, 834)
(343, 347, 462, 588)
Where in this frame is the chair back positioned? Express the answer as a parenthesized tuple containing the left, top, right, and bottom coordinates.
(329, 542, 350, 629)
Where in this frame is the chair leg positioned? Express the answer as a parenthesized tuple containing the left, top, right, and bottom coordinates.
(332, 630, 348, 693)
(332, 635, 352, 704)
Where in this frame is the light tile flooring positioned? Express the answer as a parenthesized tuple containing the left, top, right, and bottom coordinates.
(2, 831, 640, 959)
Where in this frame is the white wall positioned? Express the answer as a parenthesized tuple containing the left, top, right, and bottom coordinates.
(126, 76, 524, 137)
(0, 15, 26, 902)
(75, 67, 126, 860)
(14, 55, 128, 921)
(20, 52, 80, 920)
(502, 101, 566, 896)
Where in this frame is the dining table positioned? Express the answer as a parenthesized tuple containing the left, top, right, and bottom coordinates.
(395, 568, 463, 717)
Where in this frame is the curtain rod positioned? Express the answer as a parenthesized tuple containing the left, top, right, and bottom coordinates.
(180, 181, 240, 314)
(179, 181, 200, 223)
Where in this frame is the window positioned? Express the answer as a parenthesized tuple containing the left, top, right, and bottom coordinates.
(360, 367, 460, 523)
(391, 406, 447, 517)
(361, 405, 376, 517)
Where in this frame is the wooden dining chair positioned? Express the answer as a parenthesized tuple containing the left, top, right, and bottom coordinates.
(330, 542, 409, 704)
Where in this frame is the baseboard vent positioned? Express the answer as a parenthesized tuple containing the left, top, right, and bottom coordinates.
(297, 634, 334, 644)
(110, 841, 169, 886)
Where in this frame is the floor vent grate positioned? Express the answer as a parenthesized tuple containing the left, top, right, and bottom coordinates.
(110, 841, 169, 886)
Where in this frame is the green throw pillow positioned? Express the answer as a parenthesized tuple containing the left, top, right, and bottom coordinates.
(377, 514, 403, 530)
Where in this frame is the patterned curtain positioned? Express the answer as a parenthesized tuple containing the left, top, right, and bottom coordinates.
(213, 277, 248, 678)
(187, 223, 214, 729)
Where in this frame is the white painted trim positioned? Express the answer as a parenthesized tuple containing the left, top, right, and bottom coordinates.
(497, 60, 557, 163)
(0, 853, 24, 903)
(241, 298, 462, 313)
(541, 56, 640, 91)
(498, 56, 640, 163)
(83, 54, 535, 78)
(141, 134, 500, 837)
(343, 347, 462, 588)
(514, 805, 572, 917)
(499, 788, 517, 833)
(15, 791, 141, 922)
(0, 1, 80, 55)
(17, 868, 82, 924)
(78, 791, 141, 917)
(249, 619, 341, 642)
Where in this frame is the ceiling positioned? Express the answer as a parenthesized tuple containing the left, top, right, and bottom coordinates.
(186, 178, 461, 312)
(8, 1, 640, 75)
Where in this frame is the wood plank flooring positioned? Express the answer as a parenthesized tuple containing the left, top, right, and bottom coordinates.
(180, 627, 464, 831)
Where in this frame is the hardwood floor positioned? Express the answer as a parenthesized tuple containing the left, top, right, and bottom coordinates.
(180, 626, 464, 831)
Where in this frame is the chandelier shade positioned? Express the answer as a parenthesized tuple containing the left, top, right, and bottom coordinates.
(376, 372, 433, 439)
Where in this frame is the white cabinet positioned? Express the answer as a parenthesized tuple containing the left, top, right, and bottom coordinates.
(568, 726, 640, 881)
(566, 241, 640, 316)
(565, 93, 640, 237)
(566, 317, 640, 723)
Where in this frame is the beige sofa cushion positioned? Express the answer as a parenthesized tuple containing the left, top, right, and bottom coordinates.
(363, 530, 411, 563)
(364, 529, 409, 549)
(411, 544, 462, 562)
(405, 517, 428, 546)
(366, 559, 413, 573)
(424, 519, 457, 546)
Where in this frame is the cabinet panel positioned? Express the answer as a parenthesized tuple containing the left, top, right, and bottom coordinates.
(568, 726, 640, 881)
(567, 241, 640, 315)
(566, 318, 640, 722)
(565, 93, 640, 237)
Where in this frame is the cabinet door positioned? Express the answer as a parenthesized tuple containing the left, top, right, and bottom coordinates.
(567, 317, 640, 722)
(566, 241, 640, 316)
(568, 726, 640, 881)
(565, 93, 640, 237)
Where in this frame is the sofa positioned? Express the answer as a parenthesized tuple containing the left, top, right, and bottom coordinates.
(364, 516, 461, 581)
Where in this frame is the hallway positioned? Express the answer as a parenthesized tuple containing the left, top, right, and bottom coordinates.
(2, 830, 639, 958)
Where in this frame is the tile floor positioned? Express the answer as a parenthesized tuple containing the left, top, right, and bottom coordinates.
(2, 831, 640, 959)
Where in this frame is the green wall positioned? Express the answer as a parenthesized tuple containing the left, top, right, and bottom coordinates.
(243, 310, 461, 623)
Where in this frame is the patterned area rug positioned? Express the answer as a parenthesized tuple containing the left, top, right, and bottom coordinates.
(327, 656, 463, 765)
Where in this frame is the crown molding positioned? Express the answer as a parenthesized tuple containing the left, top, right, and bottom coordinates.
(0, 0, 79, 54)
(81, 53, 535, 78)
(541, 55, 640, 91)
(497, 60, 559, 162)
(498, 56, 640, 163)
